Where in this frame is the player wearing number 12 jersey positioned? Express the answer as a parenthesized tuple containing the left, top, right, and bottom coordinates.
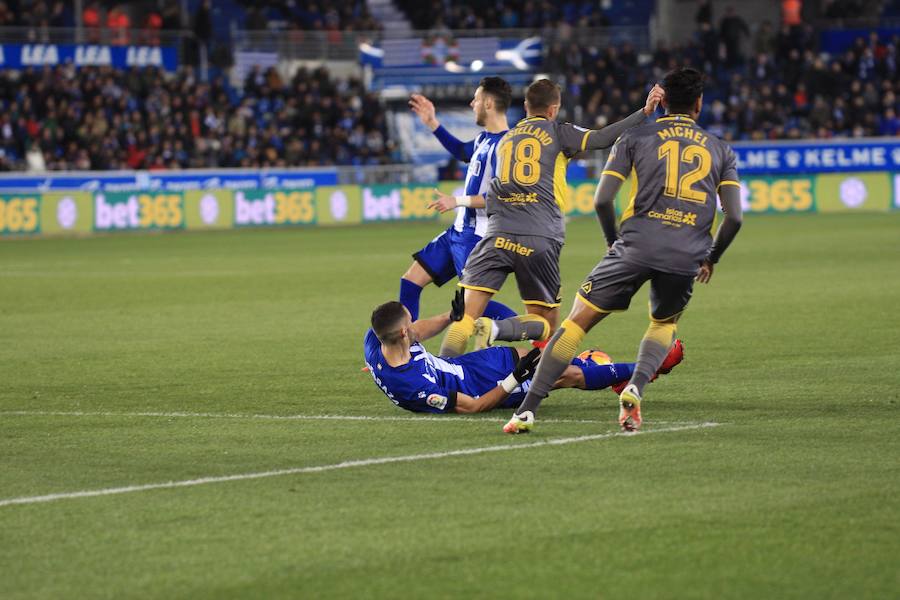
(506, 67, 744, 434)
(439, 79, 664, 358)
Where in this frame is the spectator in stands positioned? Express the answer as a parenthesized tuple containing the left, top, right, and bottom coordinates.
(880, 107, 899, 136)
(107, 5, 130, 46)
(546, 15, 900, 142)
(782, 0, 802, 28)
(719, 6, 750, 67)
(0, 2, 13, 27)
(160, 0, 181, 30)
(754, 20, 776, 56)
(695, 0, 713, 27)
(143, 10, 163, 46)
(0, 63, 395, 171)
(193, 0, 212, 51)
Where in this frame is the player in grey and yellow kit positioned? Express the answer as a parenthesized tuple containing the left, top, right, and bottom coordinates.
(439, 79, 665, 358)
(505, 67, 744, 434)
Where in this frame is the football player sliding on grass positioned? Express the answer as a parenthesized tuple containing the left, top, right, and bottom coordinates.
(363, 291, 683, 414)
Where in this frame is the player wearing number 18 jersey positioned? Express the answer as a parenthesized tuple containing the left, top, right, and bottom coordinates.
(506, 67, 744, 434)
(439, 79, 665, 357)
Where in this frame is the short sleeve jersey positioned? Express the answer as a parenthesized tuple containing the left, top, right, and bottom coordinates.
(484, 117, 592, 243)
(602, 115, 740, 276)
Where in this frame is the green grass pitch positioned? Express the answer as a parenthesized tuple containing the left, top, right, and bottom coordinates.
(1, 213, 899, 599)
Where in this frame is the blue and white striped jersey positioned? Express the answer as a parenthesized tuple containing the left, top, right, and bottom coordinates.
(454, 130, 505, 238)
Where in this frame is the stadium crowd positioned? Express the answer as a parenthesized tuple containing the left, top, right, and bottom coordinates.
(0, 64, 396, 171)
(395, 0, 612, 31)
(0, 1, 897, 171)
(547, 21, 900, 141)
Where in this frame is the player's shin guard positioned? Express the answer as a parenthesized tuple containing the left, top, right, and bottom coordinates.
(483, 300, 517, 321)
(576, 361, 635, 390)
(629, 321, 677, 394)
(399, 278, 423, 320)
(515, 319, 585, 416)
(494, 314, 551, 343)
(439, 314, 475, 357)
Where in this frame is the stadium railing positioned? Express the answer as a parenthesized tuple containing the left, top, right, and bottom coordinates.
(230, 26, 651, 61)
(0, 26, 195, 47)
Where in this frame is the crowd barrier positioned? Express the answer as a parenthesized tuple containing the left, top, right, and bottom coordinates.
(1, 172, 897, 237)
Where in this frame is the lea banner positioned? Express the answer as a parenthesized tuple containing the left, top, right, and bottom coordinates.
(0, 44, 178, 71)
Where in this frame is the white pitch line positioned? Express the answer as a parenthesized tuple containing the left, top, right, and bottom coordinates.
(0, 423, 719, 508)
(0, 410, 699, 426)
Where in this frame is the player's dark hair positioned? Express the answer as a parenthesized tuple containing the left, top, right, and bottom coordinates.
(479, 76, 512, 112)
(662, 67, 705, 115)
(371, 301, 408, 344)
(525, 78, 561, 113)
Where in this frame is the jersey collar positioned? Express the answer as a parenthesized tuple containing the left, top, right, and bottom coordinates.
(518, 116, 548, 125)
(657, 114, 696, 124)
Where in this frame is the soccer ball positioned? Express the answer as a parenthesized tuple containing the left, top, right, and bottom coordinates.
(576, 349, 612, 365)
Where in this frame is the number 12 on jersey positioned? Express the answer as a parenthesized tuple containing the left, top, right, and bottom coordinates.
(658, 140, 712, 204)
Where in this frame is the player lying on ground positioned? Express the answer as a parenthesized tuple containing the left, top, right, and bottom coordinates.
(398, 77, 516, 323)
(439, 79, 665, 358)
(504, 67, 743, 434)
(364, 292, 683, 414)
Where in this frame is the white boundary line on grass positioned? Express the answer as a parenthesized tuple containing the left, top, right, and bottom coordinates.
(0, 422, 720, 508)
(0, 410, 699, 426)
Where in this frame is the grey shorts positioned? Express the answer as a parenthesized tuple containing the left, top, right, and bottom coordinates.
(460, 234, 563, 307)
(577, 244, 694, 321)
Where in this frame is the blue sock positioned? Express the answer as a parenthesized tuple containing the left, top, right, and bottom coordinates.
(399, 278, 423, 320)
(483, 300, 517, 321)
(573, 360, 635, 390)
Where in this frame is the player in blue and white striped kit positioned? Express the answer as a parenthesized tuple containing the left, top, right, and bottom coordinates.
(399, 78, 516, 323)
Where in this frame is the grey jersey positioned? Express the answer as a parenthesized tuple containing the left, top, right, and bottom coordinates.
(485, 110, 647, 242)
(602, 114, 740, 276)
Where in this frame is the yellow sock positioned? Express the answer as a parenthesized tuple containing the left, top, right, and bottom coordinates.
(630, 320, 677, 393)
(440, 314, 475, 357)
(517, 314, 551, 341)
(644, 321, 676, 347)
(550, 319, 586, 362)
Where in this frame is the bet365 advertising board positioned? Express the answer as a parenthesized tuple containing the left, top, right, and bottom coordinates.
(1, 172, 897, 237)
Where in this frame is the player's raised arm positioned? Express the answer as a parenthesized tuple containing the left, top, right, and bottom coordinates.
(454, 348, 541, 413)
(409, 93, 475, 162)
(575, 84, 664, 153)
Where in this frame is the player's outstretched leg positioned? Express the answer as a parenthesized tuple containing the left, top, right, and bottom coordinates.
(441, 314, 476, 357)
(400, 261, 435, 321)
(483, 300, 517, 321)
(503, 321, 584, 433)
(612, 339, 684, 394)
(399, 278, 424, 320)
(440, 288, 493, 357)
(619, 318, 678, 431)
(578, 360, 635, 391)
(503, 320, 587, 434)
(504, 302, 607, 434)
(473, 314, 550, 350)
